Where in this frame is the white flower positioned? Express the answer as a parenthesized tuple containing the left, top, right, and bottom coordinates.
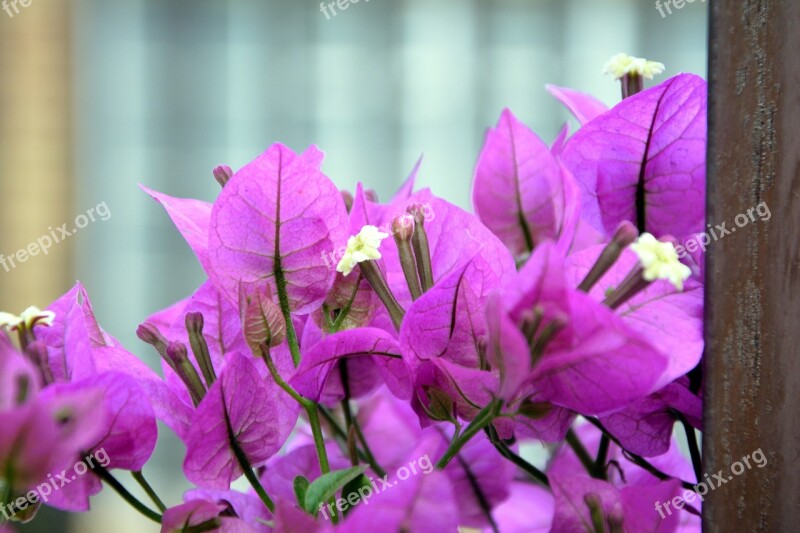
(0, 306, 56, 330)
(630, 233, 692, 291)
(604, 53, 665, 80)
(336, 225, 390, 276)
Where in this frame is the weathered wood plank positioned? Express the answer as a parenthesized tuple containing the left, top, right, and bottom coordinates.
(705, 1, 800, 530)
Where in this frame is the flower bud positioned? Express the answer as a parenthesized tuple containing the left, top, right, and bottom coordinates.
(185, 312, 216, 387)
(421, 385, 457, 423)
(212, 165, 233, 187)
(341, 190, 354, 213)
(392, 215, 422, 300)
(392, 214, 415, 242)
(166, 341, 206, 406)
(136, 322, 169, 359)
(405, 204, 434, 292)
(238, 284, 286, 355)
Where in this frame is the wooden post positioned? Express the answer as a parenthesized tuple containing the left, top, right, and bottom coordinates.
(705, 1, 800, 530)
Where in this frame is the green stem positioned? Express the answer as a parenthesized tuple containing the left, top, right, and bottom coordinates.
(331, 274, 362, 331)
(274, 267, 302, 366)
(674, 410, 702, 483)
(436, 400, 501, 469)
(353, 418, 387, 478)
(593, 435, 610, 479)
(92, 466, 162, 524)
(261, 345, 308, 406)
(225, 408, 275, 513)
(131, 470, 166, 512)
(260, 344, 333, 516)
(485, 426, 549, 486)
(585, 417, 696, 491)
(566, 428, 596, 476)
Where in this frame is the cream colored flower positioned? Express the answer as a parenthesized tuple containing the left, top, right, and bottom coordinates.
(336, 225, 390, 276)
(604, 53, 665, 80)
(630, 233, 691, 291)
(0, 306, 56, 330)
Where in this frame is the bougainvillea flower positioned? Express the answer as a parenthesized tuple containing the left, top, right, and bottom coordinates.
(183, 352, 298, 488)
(400, 254, 508, 423)
(492, 242, 670, 418)
(564, 245, 703, 392)
(40, 283, 193, 441)
(38, 372, 158, 511)
(561, 73, 707, 240)
(314, 184, 381, 332)
(208, 143, 349, 314)
(472, 108, 581, 257)
(377, 192, 515, 306)
(0, 385, 104, 500)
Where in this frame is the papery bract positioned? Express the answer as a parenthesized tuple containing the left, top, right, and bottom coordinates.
(208, 144, 349, 314)
(290, 328, 410, 405)
(183, 352, 298, 488)
(565, 245, 704, 390)
(38, 372, 158, 511)
(42, 283, 193, 442)
(561, 73, 707, 239)
(472, 109, 579, 256)
(546, 84, 609, 126)
(140, 185, 213, 272)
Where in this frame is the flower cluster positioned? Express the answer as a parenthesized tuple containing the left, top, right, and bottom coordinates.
(0, 56, 706, 532)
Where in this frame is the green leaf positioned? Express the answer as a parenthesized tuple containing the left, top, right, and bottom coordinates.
(293, 475, 310, 510)
(303, 465, 367, 515)
(341, 474, 373, 516)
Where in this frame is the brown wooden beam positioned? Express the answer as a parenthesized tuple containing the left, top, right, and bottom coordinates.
(705, 1, 800, 530)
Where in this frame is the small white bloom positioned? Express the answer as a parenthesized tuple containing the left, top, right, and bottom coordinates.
(0, 306, 56, 330)
(336, 225, 390, 276)
(604, 53, 665, 80)
(630, 233, 692, 291)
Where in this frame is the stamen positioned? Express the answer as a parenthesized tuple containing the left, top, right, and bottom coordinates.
(392, 214, 422, 300)
(136, 323, 169, 359)
(25, 340, 54, 385)
(604, 53, 665, 99)
(166, 341, 206, 406)
(406, 204, 435, 292)
(185, 312, 216, 387)
(359, 260, 405, 331)
(578, 221, 638, 292)
(530, 315, 567, 364)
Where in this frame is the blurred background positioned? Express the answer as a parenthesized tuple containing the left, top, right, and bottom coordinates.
(0, 0, 707, 531)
